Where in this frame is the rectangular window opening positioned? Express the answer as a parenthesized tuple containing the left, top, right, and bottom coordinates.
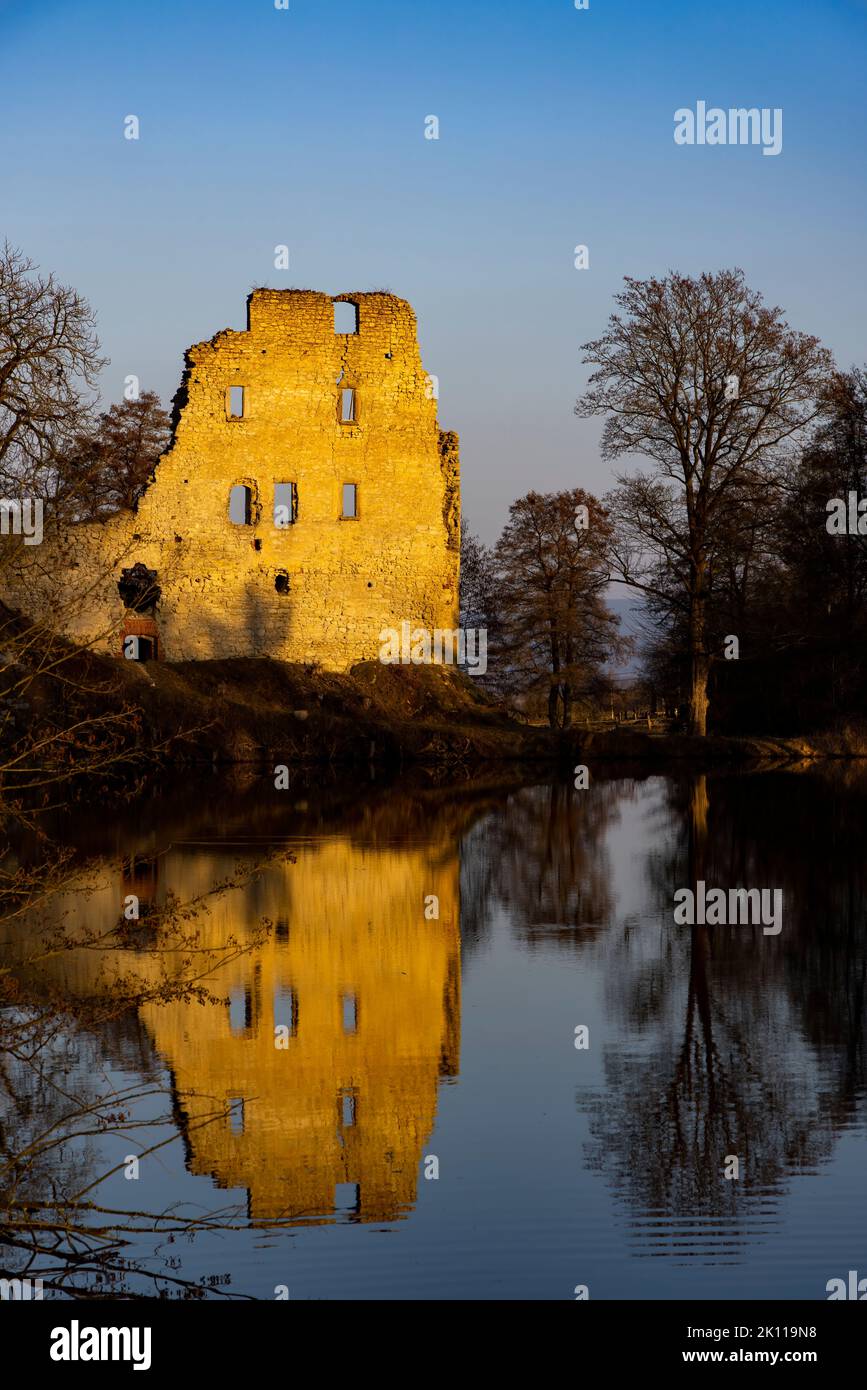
(340, 388, 356, 424)
(228, 385, 245, 419)
(274, 482, 297, 527)
(229, 483, 253, 526)
(333, 301, 358, 334)
(341, 483, 358, 519)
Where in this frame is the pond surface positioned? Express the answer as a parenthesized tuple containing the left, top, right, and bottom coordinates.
(2, 764, 866, 1300)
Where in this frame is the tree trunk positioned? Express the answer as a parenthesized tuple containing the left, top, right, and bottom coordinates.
(548, 682, 560, 729)
(561, 682, 573, 729)
(687, 587, 710, 736)
(688, 652, 710, 736)
(548, 624, 561, 728)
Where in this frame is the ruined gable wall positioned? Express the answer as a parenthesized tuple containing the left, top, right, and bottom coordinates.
(3, 291, 460, 671)
(129, 289, 459, 665)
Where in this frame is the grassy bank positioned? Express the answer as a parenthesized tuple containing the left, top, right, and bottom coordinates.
(3, 636, 858, 788)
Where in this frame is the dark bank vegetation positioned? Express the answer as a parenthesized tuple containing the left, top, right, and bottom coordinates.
(1, 608, 833, 806)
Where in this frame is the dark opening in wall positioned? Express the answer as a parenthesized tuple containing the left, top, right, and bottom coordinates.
(121, 612, 159, 662)
(275, 571, 290, 595)
(118, 563, 160, 612)
(333, 301, 358, 334)
(229, 483, 253, 525)
(123, 634, 155, 662)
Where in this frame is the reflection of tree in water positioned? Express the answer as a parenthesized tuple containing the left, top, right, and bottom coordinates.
(583, 771, 867, 1246)
(0, 1029, 104, 1226)
(708, 769, 867, 1111)
(459, 810, 501, 958)
(467, 779, 627, 951)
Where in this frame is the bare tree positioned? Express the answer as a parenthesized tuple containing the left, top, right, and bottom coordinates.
(0, 242, 105, 505)
(0, 249, 189, 802)
(576, 269, 833, 735)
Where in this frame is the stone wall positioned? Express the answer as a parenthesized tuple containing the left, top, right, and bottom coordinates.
(5, 290, 460, 671)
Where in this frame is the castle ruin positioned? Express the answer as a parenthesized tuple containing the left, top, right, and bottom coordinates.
(9, 290, 460, 670)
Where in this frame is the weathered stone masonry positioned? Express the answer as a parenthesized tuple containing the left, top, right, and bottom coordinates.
(9, 290, 460, 670)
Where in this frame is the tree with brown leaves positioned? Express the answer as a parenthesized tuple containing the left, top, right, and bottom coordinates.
(492, 488, 622, 729)
(63, 392, 171, 520)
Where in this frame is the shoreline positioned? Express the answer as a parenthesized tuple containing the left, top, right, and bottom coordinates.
(3, 651, 864, 807)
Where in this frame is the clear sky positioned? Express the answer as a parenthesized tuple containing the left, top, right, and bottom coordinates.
(2, 0, 865, 541)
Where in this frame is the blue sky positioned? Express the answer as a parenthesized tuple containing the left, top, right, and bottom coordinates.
(2, 0, 866, 540)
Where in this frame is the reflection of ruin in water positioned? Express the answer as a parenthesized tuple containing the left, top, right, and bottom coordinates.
(6, 779, 472, 1225)
(146, 833, 461, 1224)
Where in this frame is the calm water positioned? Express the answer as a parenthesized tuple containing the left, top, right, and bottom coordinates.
(3, 765, 866, 1300)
